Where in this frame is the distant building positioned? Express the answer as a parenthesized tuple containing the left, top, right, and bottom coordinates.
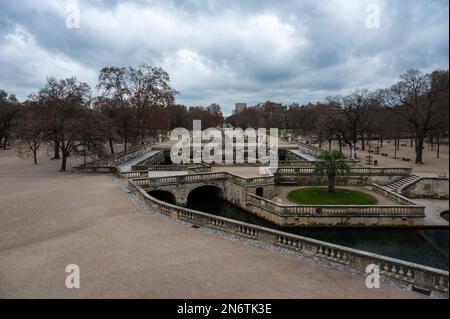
(233, 103, 247, 115)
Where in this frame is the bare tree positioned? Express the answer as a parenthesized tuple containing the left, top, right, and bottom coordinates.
(0, 90, 21, 149)
(15, 101, 46, 164)
(381, 69, 448, 164)
(36, 77, 91, 171)
(97, 63, 177, 145)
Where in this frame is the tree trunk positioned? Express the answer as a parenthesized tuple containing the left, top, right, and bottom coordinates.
(394, 139, 397, 159)
(328, 139, 332, 150)
(338, 136, 342, 153)
(410, 137, 413, 147)
(3, 136, 8, 149)
(415, 136, 424, 164)
(53, 140, 60, 159)
(437, 135, 440, 159)
(328, 173, 336, 193)
(109, 139, 115, 154)
(60, 154, 67, 171)
(360, 133, 365, 151)
(33, 150, 37, 165)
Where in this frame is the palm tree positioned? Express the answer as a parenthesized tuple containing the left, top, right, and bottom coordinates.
(314, 150, 350, 193)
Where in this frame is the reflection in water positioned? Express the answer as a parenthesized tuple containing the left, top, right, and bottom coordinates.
(186, 191, 449, 270)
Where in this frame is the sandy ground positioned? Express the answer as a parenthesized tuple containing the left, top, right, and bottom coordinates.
(0, 149, 425, 299)
(274, 186, 397, 205)
(317, 140, 449, 174)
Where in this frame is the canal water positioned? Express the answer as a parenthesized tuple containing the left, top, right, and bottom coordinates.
(186, 192, 449, 270)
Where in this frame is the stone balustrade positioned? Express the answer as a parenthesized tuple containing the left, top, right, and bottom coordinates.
(128, 180, 448, 296)
(246, 193, 425, 217)
(77, 144, 152, 169)
(370, 184, 419, 206)
(130, 171, 275, 188)
(298, 142, 322, 157)
(276, 167, 413, 176)
(120, 170, 149, 179)
(129, 163, 211, 173)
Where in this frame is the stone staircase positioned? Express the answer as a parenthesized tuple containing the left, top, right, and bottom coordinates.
(383, 174, 421, 194)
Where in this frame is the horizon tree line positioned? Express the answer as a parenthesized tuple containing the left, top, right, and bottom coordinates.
(0, 66, 448, 170)
(227, 69, 449, 164)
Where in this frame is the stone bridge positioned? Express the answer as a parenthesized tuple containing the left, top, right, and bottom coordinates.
(132, 172, 276, 207)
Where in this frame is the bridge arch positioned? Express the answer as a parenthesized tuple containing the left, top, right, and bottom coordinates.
(187, 185, 225, 205)
(148, 190, 177, 204)
(256, 187, 264, 197)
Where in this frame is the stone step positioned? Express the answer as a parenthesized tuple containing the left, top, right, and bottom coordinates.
(384, 175, 421, 193)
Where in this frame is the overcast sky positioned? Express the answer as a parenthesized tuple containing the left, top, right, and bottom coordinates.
(0, 0, 448, 115)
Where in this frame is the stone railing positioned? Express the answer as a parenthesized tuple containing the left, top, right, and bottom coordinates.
(119, 170, 149, 179)
(279, 161, 314, 167)
(134, 151, 165, 166)
(370, 184, 419, 206)
(246, 193, 424, 217)
(77, 144, 152, 169)
(130, 171, 275, 188)
(130, 163, 211, 173)
(298, 141, 322, 157)
(276, 167, 413, 177)
(128, 180, 448, 295)
(131, 165, 188, 171)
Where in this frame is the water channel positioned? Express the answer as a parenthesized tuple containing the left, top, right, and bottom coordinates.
(150, 187, 449, 270)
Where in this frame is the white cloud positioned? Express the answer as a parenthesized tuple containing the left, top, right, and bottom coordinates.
(0, 27, 97, 97)
(0, 0, 448, 112)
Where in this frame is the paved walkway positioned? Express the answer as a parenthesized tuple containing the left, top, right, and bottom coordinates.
(117, 150, 160, 172)
(323, 140, 449, 175)
(289, 149, 318, 162)
(0, 149, 425, 298)
(413, 199, 449, 226)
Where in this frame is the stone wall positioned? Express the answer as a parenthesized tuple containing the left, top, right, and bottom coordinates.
(276, 175, 404, 186)
(403, 178, 449, 199)
(245, 192, 425, 227)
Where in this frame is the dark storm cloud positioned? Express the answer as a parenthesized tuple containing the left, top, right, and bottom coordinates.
(0, 0, 448, 114)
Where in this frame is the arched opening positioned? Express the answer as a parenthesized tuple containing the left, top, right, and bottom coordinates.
(187, 185, 224, 205)
(256, 187, 264, 197)
(148, 190, 176, 204)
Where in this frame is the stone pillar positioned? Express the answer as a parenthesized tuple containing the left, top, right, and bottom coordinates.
(175, 191, 188, 207)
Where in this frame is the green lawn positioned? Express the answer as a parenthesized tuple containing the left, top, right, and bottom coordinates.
(287, 187, 378, 205)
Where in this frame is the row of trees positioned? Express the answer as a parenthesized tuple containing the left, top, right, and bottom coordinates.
(0, 63, 224, 171)
(1, 67, 447, 169)
(227, 69, 449, 164)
